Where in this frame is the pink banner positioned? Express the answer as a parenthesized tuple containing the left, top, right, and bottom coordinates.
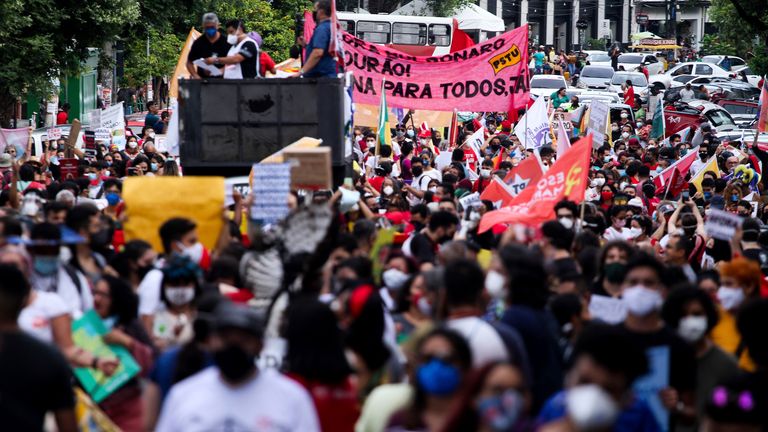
(0, 128, 30, 160)
(341, 26, 529, 112)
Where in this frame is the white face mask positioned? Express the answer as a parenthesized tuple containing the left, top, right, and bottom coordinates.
(407, 130, 415, 138)
(628, 227, 642, 239)
(619, 182, 628, 190)
(128, 141, 138, 149)
(382, 268, 409, 290)
(636, 122, 644, 128)
(485, 270, 506, 300)
(480, 169, 491, 178)
(428, 186, 438, 193)
(165, 286, 195, 306)
(717, 286, 745, 311)
(227, 33, 239, 45)
(177, 241, 204, 264)
(622, 132, 630, 139)
(382, 186, 394, 196)
(622, 285, 663, 317)
(611, 126, 619, 132)
(620, 113, 628, 119)
(559, 217, 574, 229)
(417, 297, 433, 316)
(419, 138, 429, 146)
(591, 178, 606, 188)
(148, 131, 155, 139)
(677, 315, 708, 343)
(566, 385, 620, 431)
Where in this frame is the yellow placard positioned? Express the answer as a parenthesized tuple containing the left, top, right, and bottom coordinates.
(123, 177, 224, 252)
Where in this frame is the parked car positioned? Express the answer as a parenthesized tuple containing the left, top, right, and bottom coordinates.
(617, 53, 664, 75)
(575, 91, 622, 105)
(717, 99, 759, 127)
(701, 55, 747, 71)
(584, 51, 612, 67)
(577, 65, 615, 90)
(650, 62, 735, 89)
(608, 72, 649, 102)
(529, 75, 569, 98)
(31, 125, 85, 158)
(732, 65, 761, 87)
(664, 100, 737, 136)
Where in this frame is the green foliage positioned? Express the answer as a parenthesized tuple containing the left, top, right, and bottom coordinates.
(699, 34, 738, 57)
(123, 29, 184, 87)
(707, 0, 756, 55)
(586, 38, 607, 50)
(426, 0, 473, 16)
(705, 0, 768, 75)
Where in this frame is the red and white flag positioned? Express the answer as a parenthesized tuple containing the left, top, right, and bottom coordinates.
(652, 147, 698, 190)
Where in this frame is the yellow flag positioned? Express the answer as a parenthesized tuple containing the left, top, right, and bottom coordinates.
(690, 157, 720, 192)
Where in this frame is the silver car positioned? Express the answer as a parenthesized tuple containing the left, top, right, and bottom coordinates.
(577, 65, 615, 90)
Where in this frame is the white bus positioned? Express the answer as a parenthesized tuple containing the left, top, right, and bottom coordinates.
(336, 12, 456, 56)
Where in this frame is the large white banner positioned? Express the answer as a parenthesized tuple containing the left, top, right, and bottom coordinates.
(515, 96, 550, 149)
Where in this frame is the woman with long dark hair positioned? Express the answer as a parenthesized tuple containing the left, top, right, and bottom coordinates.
(284, 298, 358, 432)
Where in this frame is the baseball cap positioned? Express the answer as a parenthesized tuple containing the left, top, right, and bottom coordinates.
(214, 302, 265, 337)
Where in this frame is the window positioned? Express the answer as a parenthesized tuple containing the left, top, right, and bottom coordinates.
(581, 67, 614, 78)
(589, 54, 611, 62)
(742, 67, 754, 75)
(531, 77, 567, 88)
(611, 73, 648, 87)
(645, 56, 658, 63)
(696, 64, 713, 75)
(672, 65, 693, 76)
(730, 57, 745, 66)
(722, 103, 757, 115)
(357, 21, 391, 44)
(339, 20, 355, 34)
(429, 24, 451, 46)
(706, 109, 735, 127)
(618, 54, 643, 64)
(393, 22, 427, 45)
(673, 75, 694, 83)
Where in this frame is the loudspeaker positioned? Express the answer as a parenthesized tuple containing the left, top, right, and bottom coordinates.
(178, 77, 345, 178)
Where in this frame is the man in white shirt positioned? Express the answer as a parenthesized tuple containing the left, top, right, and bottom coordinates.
(679, 83, 695, 101)
(411, 154, 442, 191)
(689, 145, 710, 176)
(156, 302, 320, 432)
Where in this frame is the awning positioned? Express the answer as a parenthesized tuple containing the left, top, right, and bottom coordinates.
(634, 44, 682, 49)
(393, 0, 505, 32)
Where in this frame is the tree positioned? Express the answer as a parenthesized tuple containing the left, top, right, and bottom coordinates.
(0, 0, 140, 126)
(706, 0, 768, 74)
(123, 29, 183, 87)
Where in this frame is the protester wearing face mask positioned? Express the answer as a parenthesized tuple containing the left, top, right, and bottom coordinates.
(64, 203, 112, 286)
(538, 324, 657, 431)
(604, 205, 634, 241)
(711, 257, 762, 371)
(618, 253, 697, 427)
(472, 159, 495, 194)
(409, 211, 458, 266)
(138, 218, 208, 334)
(392, 272, 435, 344)
(153, 254, 202, 349)
(661, 288, 741, 423)
(380, 252, 415, 312)
(186, 13, 230, 79)
(592, 241, 635, 303)
(156, 302, 321, 431)
(27, 222, 93, 318)
(206, 19, 259, 79)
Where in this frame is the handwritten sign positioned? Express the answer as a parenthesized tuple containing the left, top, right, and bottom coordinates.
(587, 101, 608, 147)
(94, 128, 112, 142)
(459, 192, 482, 210)
(250, 163, 292, 224)
(47, 127, 62, 141)
(71, 310, 141, 403)
(705, 209, 743, 241)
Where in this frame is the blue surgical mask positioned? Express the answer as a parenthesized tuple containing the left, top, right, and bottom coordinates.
(617, 169, 626, 177)
(406, 130, 415, 138)
(478, 389, 525, 432)
(703, 191, 712, 200)
(33, 256, 59, 276)
(416, 358, 461, 396)
(106, 192, 120, 206)
(150, 162, 158, 172)
(204, 27, 217, 38)
(49, 156, 59, 165)
(87, 172, 98, 181)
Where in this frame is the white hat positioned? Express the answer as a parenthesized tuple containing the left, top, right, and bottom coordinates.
(628, 197, 645, 209)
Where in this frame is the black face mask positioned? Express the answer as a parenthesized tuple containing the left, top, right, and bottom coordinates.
(214, 344, 255, 382)
(137, 264, 153, 280)
(412, 166, 424, 176)
(312, 10, 318, 22)
(90, 229, 112, 250)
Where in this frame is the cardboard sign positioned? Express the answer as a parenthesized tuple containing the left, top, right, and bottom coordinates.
(83, 130, 97, 159)
(47, 127, 62, 141)
(123, 177, 225, 251)
(66, 120, 81, 158)
(250, 163, 292, 224)
(283, 147, 332, 190)
(587, 101, 609, 146)
(705, 209, 744, 241)
(71, 310, 141, 403)
(588, 294, 627, 325)
(59, 158, 79, 180)
(94, 128, 112, 142)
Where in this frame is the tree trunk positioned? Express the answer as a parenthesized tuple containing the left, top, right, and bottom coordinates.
(0, 87, 18, 128)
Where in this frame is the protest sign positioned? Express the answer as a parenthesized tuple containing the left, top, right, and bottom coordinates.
(123, 177, 225, 251)
(459, 192, 482, 210)
(282, 147, 332, 190)
(100, 102, 126, 149)
(59, 158, 79, 180)
(250, 163, 292, 224)
(46, 102, 57, 114)
(0, 128, 30, 160)
(89, 109, 101, 128)
(705, 209, 743, 241)
(463, 128, 485, 163)
(514, 96, 550, 149)
(588, 295, 627, 324)
(633, 346, 670, 431)
(370, 228, 396, 286)
(47, 127, 62, 141)
(83, 130, 97, 159)
(71, 310, 141, 403)
(224, 176, 251, 207)
(587, 101, 608, 146)
(341, 26, 529, 112)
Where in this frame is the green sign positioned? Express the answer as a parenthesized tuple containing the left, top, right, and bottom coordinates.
(71, 310, 141, 403)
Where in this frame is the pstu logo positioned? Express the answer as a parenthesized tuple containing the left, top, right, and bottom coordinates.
(489, 45, 522, 75)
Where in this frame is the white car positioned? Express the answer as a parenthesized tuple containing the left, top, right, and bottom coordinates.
(608, 72, 649, 99)
(650, 61, 735, 89)
(575, 91, 622, 104)
(733, 66, 760, 87)
(577, 65, 615, 90)
(584, 51, 612, 67)
(701, 55, 747, 71)
(529, 75, 568, 98)
(617, 53, 664, 75)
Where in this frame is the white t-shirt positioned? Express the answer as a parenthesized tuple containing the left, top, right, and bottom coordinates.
(689, 158, 708, 176)
(138, 267, 165, 316)
(447, 316, 509, 368)
(603, 226, 633, 242)
(18, 291, 70, 344)
(680, 88, 695, 101)
(30, 266, 92, 320)
(412, 169, 442, 191)
(156, 368, 320, 432)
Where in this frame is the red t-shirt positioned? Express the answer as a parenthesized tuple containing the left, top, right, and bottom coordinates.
(56, 111, 68, 125)
(259, 52, 276, 77)
(286, 374, 359, 432)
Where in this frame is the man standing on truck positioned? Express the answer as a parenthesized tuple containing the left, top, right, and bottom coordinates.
(186, 13, 231, 79)
(301, 1, 337, 78)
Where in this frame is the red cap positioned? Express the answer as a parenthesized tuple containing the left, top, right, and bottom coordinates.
(501, 120, 512, 131)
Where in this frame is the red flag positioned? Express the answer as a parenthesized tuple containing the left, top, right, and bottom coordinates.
(449, 23, 474, 53)
(480, 177, 514, 205)
(492, 147, 506, 170)
(481, 156, 545, 205)
(665, 167, 688, 198)
(479, 135, 594, 232)
(759, 77, 768, 132)
(652, 148, 698, 191)
(448, 110, 459, 147)
(328, 0, 344, 65)
(624, 85, 635, 107)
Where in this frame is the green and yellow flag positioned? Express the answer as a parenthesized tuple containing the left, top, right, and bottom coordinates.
(377, 79, 391, 155)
